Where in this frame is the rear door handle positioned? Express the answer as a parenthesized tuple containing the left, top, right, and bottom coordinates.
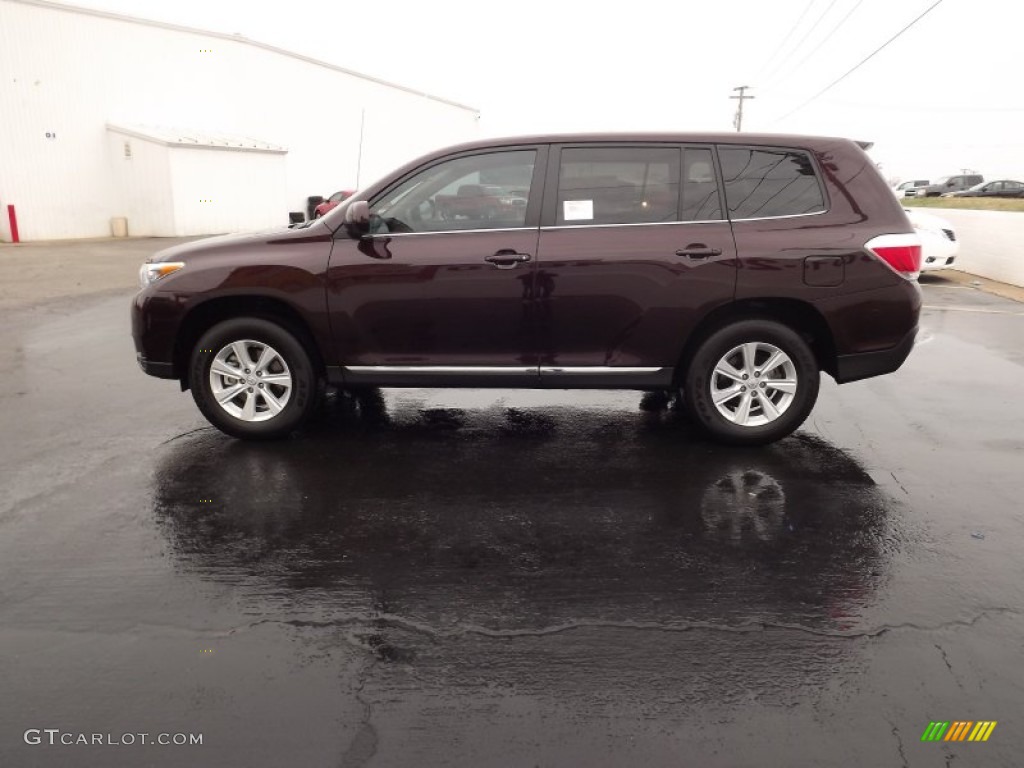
(485, 250, 532, 269)
(675, 244, 722, 260)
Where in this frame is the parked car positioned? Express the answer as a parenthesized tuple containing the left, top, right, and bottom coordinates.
(916, 174, 983, 197)
(434, 184, 528, 221)
(943, 179, 1024, 199)
(892, 179, 929, 198)
(313, 189, 354, 218)
(904, 208, 958, 271)
(132, 132, 922, 445)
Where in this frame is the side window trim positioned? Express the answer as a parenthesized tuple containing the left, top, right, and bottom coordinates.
(709, 144, 730, 222)
(681, 143, 726, 223)
(540, 143, 562, 228)
(715, 144, 830, 221)
(527, 144, 550, 229)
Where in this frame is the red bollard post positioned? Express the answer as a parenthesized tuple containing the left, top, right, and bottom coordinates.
(7, 205, 19, 243)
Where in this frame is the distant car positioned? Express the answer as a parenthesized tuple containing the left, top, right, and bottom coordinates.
(313, 190, 355, 218)
(892, 179, 929, 198)
(434, 184, 528, 221)
(904, 208, 958, 271)
(943, 180, 1024, 199)
(916, 174, 983, 197)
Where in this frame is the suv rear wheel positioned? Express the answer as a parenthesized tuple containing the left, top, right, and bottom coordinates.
(189, 318, 319, 440)
(683, 320, 819, 445)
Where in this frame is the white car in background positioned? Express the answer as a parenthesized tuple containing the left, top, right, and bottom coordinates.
(893, 179, 930, 198)
(904, 207, 959, 272)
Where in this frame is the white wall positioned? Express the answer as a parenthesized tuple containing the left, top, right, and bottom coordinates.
(169, 146, 287, 236)
(941, 208, 1024, 288)
(0, 0, 479, 240)
(105, 131, 175, 237)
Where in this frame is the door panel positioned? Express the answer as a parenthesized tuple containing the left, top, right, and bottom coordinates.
(532, 223, 737, 369)
(534, 144, 737, 373)
(326, 147, 544, 378)
(327, 230, 539, 369)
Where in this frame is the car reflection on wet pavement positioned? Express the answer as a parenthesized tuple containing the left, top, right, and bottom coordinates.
(146, 398, 905, 761)
(2, 288, 1024, 767)
(154, 399, 894, 646)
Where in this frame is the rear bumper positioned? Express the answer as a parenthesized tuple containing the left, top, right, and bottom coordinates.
(834, 326, 917, 384)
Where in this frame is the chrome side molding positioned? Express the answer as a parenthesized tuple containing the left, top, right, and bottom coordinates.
(344, 365, 666, 375)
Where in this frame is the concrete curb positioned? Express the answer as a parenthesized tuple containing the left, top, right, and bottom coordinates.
(931, 269, 1024, 304)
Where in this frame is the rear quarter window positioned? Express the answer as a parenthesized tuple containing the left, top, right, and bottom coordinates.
(718, 147, 826, 219)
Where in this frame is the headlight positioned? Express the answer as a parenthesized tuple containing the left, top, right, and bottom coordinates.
(139, 261, 185, 287)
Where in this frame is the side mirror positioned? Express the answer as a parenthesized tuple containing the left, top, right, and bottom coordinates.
(344, 200, 371, 238)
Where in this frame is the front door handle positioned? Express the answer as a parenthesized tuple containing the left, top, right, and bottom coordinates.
(485, 250, 532, 269)
(675, 244, 722, 260)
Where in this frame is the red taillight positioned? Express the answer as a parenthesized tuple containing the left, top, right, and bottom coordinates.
(865, 234, 922, 279)
(873, 244, 921, 273)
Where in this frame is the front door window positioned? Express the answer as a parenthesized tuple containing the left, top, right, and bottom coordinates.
(370, 151, 536, 234)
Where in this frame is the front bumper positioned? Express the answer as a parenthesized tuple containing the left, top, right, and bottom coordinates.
(131, 291, 180, 380)
(921, 254, 957, 271)
(834, 326, 917, 384)
(136, 354, 176, 379)
(919, 228, 959, 270)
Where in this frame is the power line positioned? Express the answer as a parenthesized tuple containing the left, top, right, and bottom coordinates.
(774, 0, 866, 86)
(775, 0, 947, 122)
(757, 0, 816, 76)
(789, 99, 1024, 113)
(764, 0, 842, 84)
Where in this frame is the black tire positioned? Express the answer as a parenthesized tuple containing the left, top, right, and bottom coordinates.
(189, 317, 320, 440)
(682, 319, 819, 446)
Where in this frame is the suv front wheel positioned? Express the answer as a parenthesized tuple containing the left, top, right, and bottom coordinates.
(189, 318, 319, 440)
(683, 320, 819, 445)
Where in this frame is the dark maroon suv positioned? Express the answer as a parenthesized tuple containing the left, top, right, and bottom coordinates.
(132, 133, 922, 444)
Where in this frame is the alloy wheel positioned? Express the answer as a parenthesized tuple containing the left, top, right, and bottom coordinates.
(209, 340, 292, 422)
(709, 342, 797, 427)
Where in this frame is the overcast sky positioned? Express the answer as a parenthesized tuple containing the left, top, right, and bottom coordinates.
(71, 0, 1023, 181)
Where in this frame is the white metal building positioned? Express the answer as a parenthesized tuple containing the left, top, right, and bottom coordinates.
(0, 0, 479, 241)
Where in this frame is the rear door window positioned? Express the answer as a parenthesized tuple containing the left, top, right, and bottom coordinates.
(555, 147, 680, 225)
(717, 147, 826, 219)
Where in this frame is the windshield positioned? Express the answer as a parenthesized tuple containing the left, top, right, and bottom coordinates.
(934, 176, 951, 184)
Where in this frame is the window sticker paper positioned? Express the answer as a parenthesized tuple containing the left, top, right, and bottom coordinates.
(563, 200, 594, 221)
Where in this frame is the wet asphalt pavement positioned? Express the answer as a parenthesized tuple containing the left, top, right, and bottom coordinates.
(1, 276, 1023, 767)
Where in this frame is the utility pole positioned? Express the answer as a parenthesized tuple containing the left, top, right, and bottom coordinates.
(730, 86, 754, 132)
(356, 108, 366, 188)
